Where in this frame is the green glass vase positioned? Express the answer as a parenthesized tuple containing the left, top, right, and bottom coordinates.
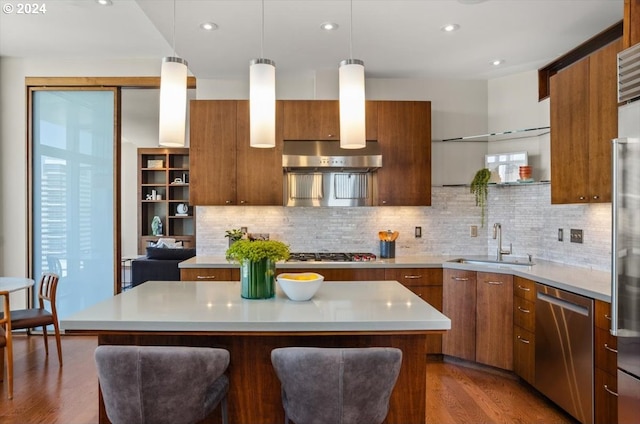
(240, 258, 276, 299)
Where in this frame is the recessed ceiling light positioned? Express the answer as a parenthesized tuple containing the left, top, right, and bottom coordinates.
(200, 22, 219, 31)
(491, 59, 505, 66)
(441, 24, 460, 32)
(320, 22, 339, 31)
(96, 0, 112, 5)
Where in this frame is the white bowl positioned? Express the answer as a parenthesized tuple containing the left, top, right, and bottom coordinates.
(276, 272, 324, 301)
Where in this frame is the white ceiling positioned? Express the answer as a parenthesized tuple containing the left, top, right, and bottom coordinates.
(0, 0, 624, 81)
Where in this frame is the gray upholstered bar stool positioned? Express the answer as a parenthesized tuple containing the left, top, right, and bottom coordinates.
(95, 345, 230, 424)
(271, 347, 403, 424)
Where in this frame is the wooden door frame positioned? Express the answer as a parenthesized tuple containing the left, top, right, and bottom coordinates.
(25, 76, 197, 295)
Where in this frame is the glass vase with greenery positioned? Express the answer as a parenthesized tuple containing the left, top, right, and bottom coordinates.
(226, 240, 290, 299)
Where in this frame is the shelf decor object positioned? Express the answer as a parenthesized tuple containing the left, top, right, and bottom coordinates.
(226, 240, 290, 299)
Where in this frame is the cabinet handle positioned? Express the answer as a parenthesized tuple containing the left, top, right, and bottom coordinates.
(593, 195, 600, 200)
(240, 200, 246, 204)
(517, 285, 531, 292)
(225, 200, 232, 204)
(603, 385, 618, 397)
(451, 277, 469, 281)
(196, 275, 217, 280)
(517, 306, 531, 314)
(382, 200, 387, 204)
(327, 134, 335, 138)
(486, 281, 503, 285)
(517, 335, 530, 344)
(605, 314, 612, 321)
(604, 343, 618, 354)
(579, 196, 586, 200)
(404, 275, 422, 279)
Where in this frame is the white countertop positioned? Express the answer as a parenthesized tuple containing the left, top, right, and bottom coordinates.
(180, 255, 612, 302)
(61, 280, 451, 333)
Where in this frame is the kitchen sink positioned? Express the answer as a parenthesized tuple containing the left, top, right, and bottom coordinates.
(449, 257, 535, 269)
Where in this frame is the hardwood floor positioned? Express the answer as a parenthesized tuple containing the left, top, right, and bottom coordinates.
(1, 335, 577, 424)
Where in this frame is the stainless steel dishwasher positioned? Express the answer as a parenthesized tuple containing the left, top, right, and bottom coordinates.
(535, 284, 594, 424)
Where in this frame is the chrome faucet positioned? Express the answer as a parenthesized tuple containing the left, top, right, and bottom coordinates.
(493, 223, 512, 261)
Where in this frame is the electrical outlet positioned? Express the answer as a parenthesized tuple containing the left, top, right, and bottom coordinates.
(558, 228, 563, 242)
(414, 226, 422, 238)
(570, 229, 583, 244)
(470, 225, 478, 237)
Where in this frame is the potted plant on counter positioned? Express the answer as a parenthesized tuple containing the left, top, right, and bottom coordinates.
(226, 239, 290, 299)
(225, 228, 245, 247)
(470, 168, 491, 228)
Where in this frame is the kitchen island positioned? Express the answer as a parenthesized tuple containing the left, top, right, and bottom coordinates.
(62, 280, 450, 424)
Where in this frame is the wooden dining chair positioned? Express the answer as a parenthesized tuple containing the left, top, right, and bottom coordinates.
(0, 290, 14, 399)
(9, 273, 62, 366)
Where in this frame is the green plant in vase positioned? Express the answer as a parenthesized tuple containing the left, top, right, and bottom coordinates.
(226, 239, 290, 299)
(470, 168, 491, 228)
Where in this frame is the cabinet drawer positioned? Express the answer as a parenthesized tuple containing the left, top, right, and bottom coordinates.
(595, 368, 618, 424)
(384, 268, 442, 287)
(595, 326, 618, 376)
(513, 276, 536, 302)
(180, 268, 239, 281)
(513, 326, 535, 385)
(595, 299, 613, 331)
(513, 297, 535, 331)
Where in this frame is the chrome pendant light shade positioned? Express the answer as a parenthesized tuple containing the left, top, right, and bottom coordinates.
(339, 58, 366, 149)
(159, 56, 188, 147)
(250, 58, 276, 148)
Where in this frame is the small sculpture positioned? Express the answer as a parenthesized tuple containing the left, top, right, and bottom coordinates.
(151, 216, 163, 236)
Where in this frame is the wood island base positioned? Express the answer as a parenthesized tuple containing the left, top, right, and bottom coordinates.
(96, 331, 431, 424)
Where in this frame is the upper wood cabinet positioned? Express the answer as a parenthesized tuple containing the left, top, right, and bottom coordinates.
(376, 101, 431, 206)
(282, 100, 377, 140)
(624, 0, 640, 48)
(550, 39, 621, 204)
(189, 100, 283, 206)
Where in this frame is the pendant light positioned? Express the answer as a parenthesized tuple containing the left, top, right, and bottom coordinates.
(339, 0, 366, 149)
(159, 0, 188, 147)
(249, 0, 276, 148)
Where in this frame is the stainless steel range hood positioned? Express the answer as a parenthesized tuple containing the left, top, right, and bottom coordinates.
(282, 140, 382, 171)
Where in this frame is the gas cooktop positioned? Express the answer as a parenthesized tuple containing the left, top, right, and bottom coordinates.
(287, 252, 377, 262)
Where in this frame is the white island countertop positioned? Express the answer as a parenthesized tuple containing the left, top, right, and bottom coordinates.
(61, 280, 451, 333)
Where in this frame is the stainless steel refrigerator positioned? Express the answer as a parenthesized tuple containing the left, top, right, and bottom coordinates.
(612, 42, 640, 424)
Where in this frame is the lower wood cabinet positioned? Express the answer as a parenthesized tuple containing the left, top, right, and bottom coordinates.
(384, 268, 443, 354)
(180, 267, 239, 282)
(594, 299, 618, 424)
(282, 268, 384, 281)
(513, 326, 535, 385)
(442, 269, 477, 362)
(476, 272, 513, 370)
(443, 270, 514, 370)
(513, 276, 536, 385)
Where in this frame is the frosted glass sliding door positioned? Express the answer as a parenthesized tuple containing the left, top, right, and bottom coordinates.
(32, 89, 116, 319)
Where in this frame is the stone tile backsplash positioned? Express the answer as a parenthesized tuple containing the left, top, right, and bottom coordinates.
(196, 183, 611, 271)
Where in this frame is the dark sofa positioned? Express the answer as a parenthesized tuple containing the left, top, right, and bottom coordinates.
(131, 247, 196, 287)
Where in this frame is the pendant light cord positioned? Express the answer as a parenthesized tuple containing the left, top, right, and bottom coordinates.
(349, 0, 353, 60)
(261, 0, 265, 58)
(172, 0, 177, 55)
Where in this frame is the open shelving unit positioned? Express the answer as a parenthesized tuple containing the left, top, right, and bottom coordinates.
(137, 148, 195, 254)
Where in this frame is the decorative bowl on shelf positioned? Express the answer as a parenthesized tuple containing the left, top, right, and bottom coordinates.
(276, 272, 324, 301)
